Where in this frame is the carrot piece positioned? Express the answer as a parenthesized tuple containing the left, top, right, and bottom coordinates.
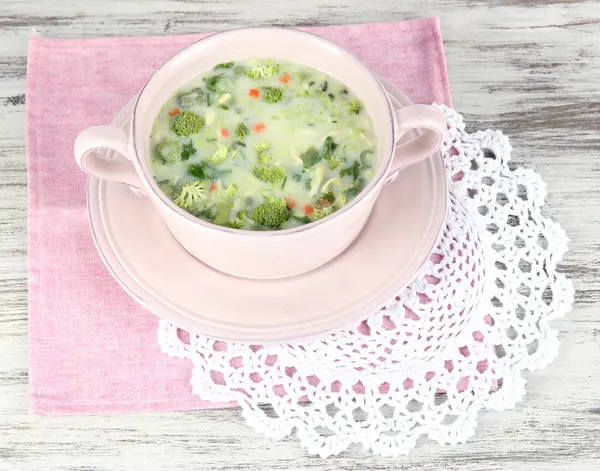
(253, 123, 266, 133)
(210, 182, 217, 192)
(249, 89, 260, 98)
(168, 108, 181, 117)
(304, 204, 314, 216)
(285, 197, 296, 208)
(279, 73, 291, 84)
(220, 128, 230, 138)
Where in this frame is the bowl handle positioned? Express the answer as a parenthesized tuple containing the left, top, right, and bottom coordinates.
(385, 104, 448, 184)
(74, 126, 146, 195)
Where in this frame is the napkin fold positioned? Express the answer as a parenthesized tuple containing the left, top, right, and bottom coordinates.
(27, 16, 451, 414)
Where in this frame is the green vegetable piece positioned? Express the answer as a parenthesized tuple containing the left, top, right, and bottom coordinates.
(181, 141, 196, 161)
(229, 209, 248, 229)
(155, 140, 182, 162)
(321, 191, 335, 204)
(323, 136, 338, 154)
(233, 66, 246, 76)
(204, 74, 221, 92)
(321, 81, 328, 92)
(188, 164, 209, 180)
(229, 148, 244, 160)
(178, 88, 204, 108)
(251, 197, 291, 228)
(255, 141, 270, 154)
(173, 181, 209, 210)
(257, 152, 273, 165)
(218, 104, 229, 110)
(159, 182, 175, 198)
(263, 87, 283, 104)
(334, 192, 348, 209)
(313, 206, 334, 221)
(252, 166, 286, 184)
(360, 150, 373, 167)
(214, 62, 234, 69)
(292, 174, 302, 182)
(300, 146, 321, 168)
(254, 141, 272, 164)
(340, 161, 360, 181)
(245, 61, 280, 80)
(347, 178, 365, 197)
(304, 179, 312, 190)
(204, 74, 234, 94)
(281, 176, 288, 190)
(188, 162, 231, 180)
(219, 184, 238, 199)
(214, 199, 235, 226)
(328, 154, 342, 170)
(348, 100, 364, 114)
(235, 123, 249, 140)
(208, 144, 229, 164)
(171, 112, 204, 136)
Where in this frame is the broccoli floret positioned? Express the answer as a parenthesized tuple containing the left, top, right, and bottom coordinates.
(245, 61, 280, 80)
(178, 88, 204, 108)
(155, 140, 182, 162)
(173, 180, 209, 210)
(328, 154, 342, 170)
(263, 87, 283, 104)
(346, 178, 365, 197)
(171, 112, 204, 136)
(208, 144, 229, 164)
(219, 183, 238, 199)
(257, 152, 273, 165)
(254, 141, 272, 163)
(255, 141, 270, 154)
(235, 123, 249, 140)
(251, 197, 290, 228)
(230, 209, 248, 229)
(313, 206, 335, 221)
(348, 101, 364, 114)
(252, 166, 286, 183)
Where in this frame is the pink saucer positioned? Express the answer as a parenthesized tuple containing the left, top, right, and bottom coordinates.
(87, 77, 447, 343)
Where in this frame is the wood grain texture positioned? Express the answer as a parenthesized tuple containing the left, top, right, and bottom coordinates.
(1, 1, 599, 469)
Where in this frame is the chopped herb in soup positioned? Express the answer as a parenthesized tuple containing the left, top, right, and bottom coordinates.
(150, 59, 376, 230)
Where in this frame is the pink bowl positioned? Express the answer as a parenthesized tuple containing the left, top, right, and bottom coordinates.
(74, 27, 447, 279)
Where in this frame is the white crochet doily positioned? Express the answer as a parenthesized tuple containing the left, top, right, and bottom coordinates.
(158, 106, 574, 457)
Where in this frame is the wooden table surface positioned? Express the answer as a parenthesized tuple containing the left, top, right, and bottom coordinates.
(1, 1, 599, 469)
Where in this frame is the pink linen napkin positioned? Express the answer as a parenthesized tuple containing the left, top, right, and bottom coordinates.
(27, 17, 452, 415)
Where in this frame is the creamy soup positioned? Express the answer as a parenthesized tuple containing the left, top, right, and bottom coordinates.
(150, 59, 377, 230)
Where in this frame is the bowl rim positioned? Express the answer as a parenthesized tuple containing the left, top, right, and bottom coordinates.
(132, 26, 396, 238)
